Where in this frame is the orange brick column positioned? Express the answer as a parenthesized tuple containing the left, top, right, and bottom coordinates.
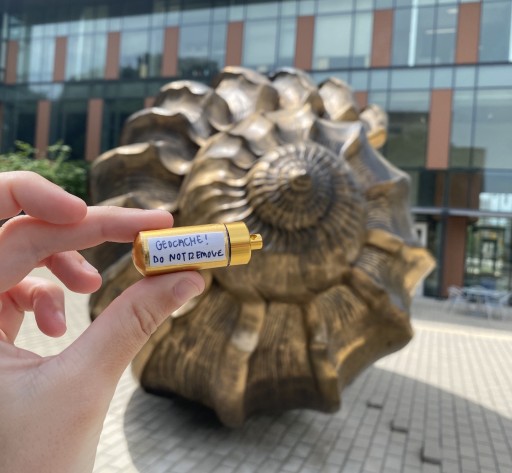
(441, 216, 468, 297)
(105, 32, 121, 80)
(456, 3, 481, 64)
(35, 100, 51, 158)
(85, 99, 104, 162)
(426, 89, 453, 170)
(5, 40, 19, 84)
(162, 27, 179, 77)
(226, 22, 244, 66)
(371, 10, 393, 68)
(53, 37, 67, 82)
(294, 16, 314, 71)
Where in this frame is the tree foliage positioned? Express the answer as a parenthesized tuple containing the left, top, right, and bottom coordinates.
(0, 141, 89, 201)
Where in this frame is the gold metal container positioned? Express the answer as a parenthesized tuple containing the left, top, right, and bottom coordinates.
(132, 222, 263, 276)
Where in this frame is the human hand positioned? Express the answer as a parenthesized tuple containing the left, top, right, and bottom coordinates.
(0, 172, 205, 473)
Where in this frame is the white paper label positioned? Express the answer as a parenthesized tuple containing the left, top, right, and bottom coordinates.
(147, 231, 226, 267)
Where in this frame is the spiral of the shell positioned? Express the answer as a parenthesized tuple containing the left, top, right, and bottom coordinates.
(87, 67, 434, 427)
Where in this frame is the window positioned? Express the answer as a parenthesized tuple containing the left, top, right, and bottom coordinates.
(148, 29, 164, 78)
(317, 0, 353, 14)
(210, 22, 227, 72)
(178, 24, 215, 79)
(433, 6, 457, 64)
(450, 90, 475, 168)
(17, 37, 55, 82)
(120, 31, 150, 79)
(51, 100, 88, 159)
(392, 5, 458, 66)
(276, 18, 296, 68)
(67, 34, 107, 81)
(181, 1, 212, 24)
(352, 12, 373, 68)
(391, 8, 411, 66)
(480, 2, 512, 63)
(385, 91, 430, 168)
(313, 15, 352, 70)
(246, 1, 279, 19)
(473, 89, 512, 169)
(13, 101, 37, 147)
(415, 7, 435, 65)
(242, 20, 278, 73)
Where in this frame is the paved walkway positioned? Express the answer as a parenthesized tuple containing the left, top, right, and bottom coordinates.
(17, 269, 512, 473)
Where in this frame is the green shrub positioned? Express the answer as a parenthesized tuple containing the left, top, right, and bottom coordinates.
(0, 141, 89, 201)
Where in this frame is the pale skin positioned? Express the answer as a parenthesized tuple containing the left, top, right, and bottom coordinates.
(0, 171, 205, 473)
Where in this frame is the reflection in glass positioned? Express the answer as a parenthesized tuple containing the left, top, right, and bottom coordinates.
(50, 100, 88, 159)
(450, 90, 475, 168)
(211, 23, 227, 72)
(317, 0, 353, 14)
(281, 0, 297, 17)
(166, 0, 181, 26)
(181, 1, 212, 24)
(392, 5, 457, 66)
(390, 69, 431, 90)
(298, 0, 315, 15)
(122, 14, 151, 31)
(473, 89, 512, 169)
(313, 15, 352, 70)
(392, 8, 412, 66)
(13, 101, 37, 147)
(67, 34, 107, 81)
(152, 0, 167, 28)
(246, 1, 279, 19)
(350, 70, 369, 91)
(432, 67, 453, 89)
(478, 66, 512, 88)
(229, 0, 245, 21)
(179, 24, 216, 79)
(17, 37, 56, 82)
(433, 6, 457, 64)
(454, 66, 476, 88)
(351, 12, 373, 68)
(480, 1, 512, 63)
(212, 6, 228, 22)
(369, 70, 389, 90)
(385, 91, 429, 168)
(120, 31, 150, 79)
(242, 20, 277, 73)
(465, 215, 512, 291)
(414, 7, 435, 65)
(276, 18, 296, 68)
(148, 29, 164, 78)
(355, 0, 373, 11)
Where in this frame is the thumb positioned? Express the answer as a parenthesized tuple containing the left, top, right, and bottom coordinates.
(62, 271, 205, 382)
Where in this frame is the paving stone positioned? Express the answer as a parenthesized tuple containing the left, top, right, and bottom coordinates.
(15, 270, 512, 473)
(391, 415, 409, 433)
(422, 439, 443, 465)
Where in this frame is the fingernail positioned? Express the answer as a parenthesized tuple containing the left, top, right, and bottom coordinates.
(174, 278, 203, 304)
(81, 259, 99, 274)
(56, 311, 67, 327)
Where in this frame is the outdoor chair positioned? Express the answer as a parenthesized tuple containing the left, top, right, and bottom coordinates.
(446, 285, 465, 312)
(484, 292, 512, 319)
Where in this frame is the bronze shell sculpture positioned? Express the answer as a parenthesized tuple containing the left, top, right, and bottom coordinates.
(87, 67, 435, 427)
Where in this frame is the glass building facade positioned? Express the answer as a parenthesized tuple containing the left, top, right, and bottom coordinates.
(1, 0, 512, 298)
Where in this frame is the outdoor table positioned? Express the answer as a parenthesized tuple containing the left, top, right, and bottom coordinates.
(462, 286, 509, 318)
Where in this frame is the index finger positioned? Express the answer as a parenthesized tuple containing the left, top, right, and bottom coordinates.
(0, 171, 87, 223)
(0, 206, 174, 293)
